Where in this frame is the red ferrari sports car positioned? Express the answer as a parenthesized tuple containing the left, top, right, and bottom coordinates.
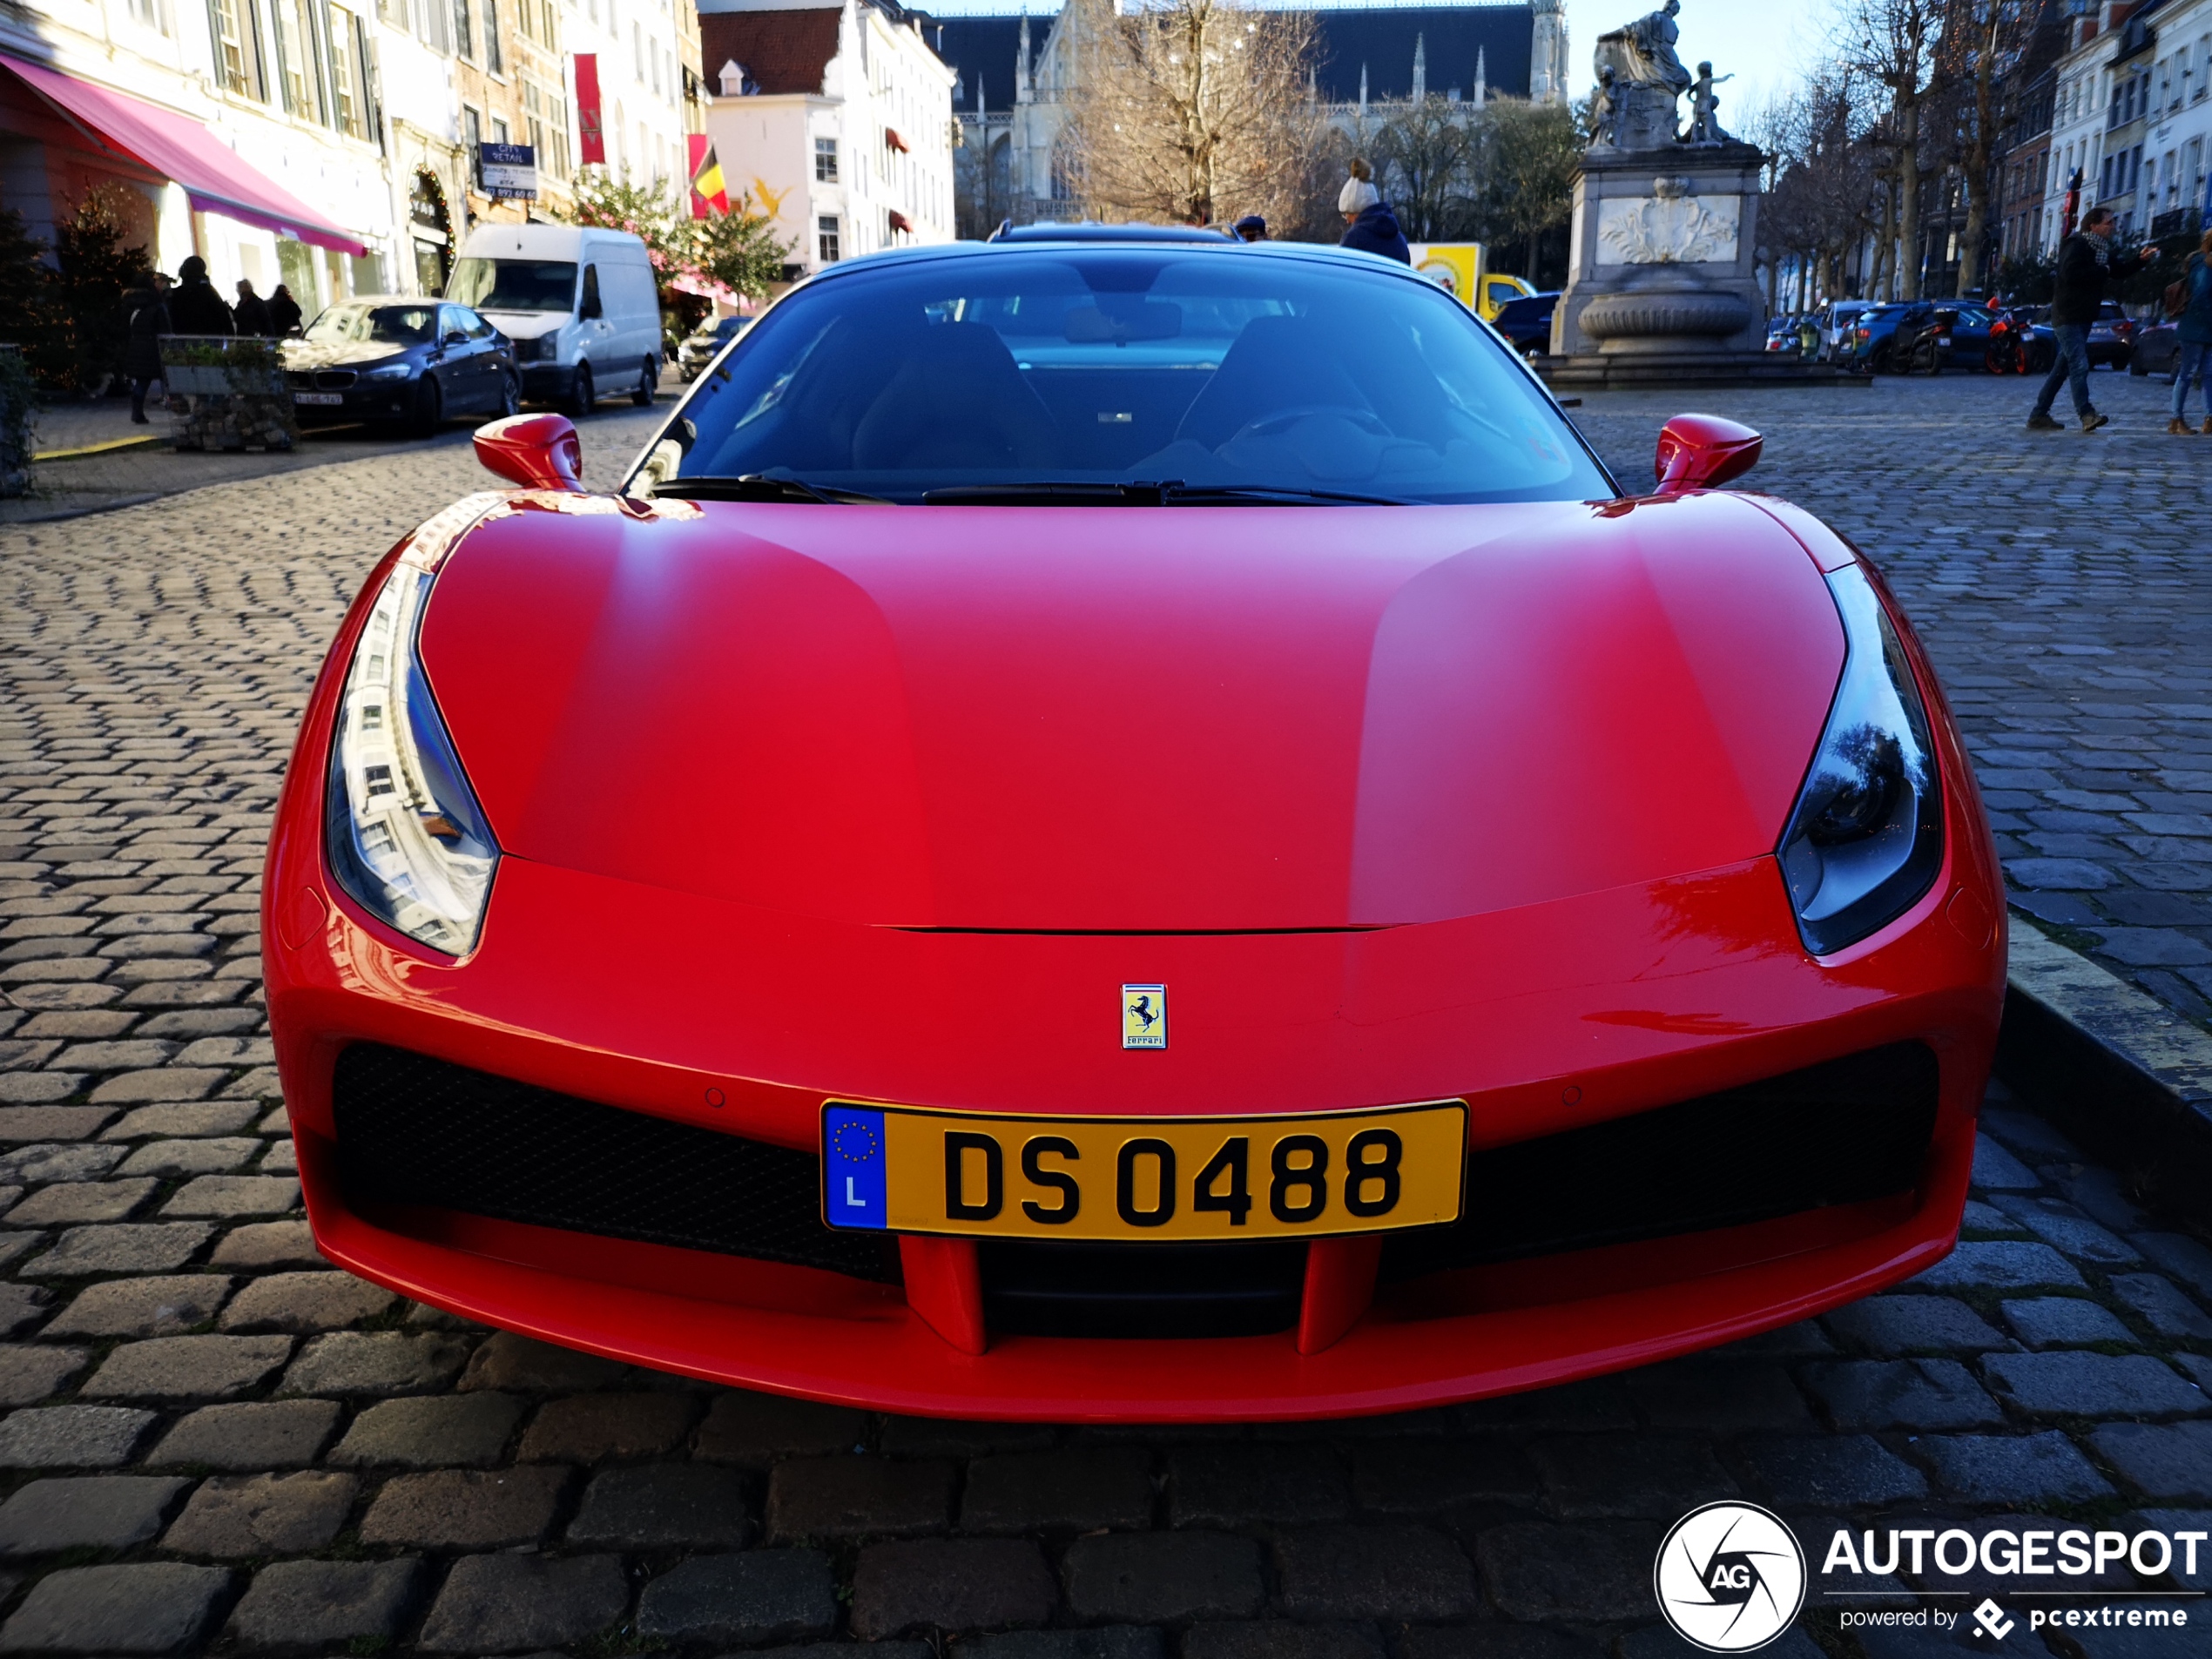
(264, 225, 2005, 1421)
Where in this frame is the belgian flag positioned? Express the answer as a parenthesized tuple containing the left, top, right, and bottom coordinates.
(688, 134, 730, 219)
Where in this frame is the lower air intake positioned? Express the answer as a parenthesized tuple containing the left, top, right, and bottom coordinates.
(330, 1043, 897, 1283)
(1384, 1040, 1942, 1280)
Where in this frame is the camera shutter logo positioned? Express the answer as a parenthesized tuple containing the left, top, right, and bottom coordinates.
(1655, 1502, 1807, 1652)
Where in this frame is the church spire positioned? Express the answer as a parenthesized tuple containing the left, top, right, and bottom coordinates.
(1015, 11, 1032, 104)
(1474, 46, 1486, 107)
(1412, 32, 1426, 101)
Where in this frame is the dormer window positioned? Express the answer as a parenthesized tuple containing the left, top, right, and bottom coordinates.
(718, 57, 746, 96)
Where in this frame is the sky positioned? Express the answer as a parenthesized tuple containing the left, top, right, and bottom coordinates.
(912, 0, 1818, 115)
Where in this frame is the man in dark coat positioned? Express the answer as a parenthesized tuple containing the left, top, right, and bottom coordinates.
(233, 279, 273, 336)
(166, 254, 235, 335)
(2028, 206, 2155, 432)
(121, 272, 172, 425)
(267, 284, 304, 335)
(1337, 160, 1411, 265)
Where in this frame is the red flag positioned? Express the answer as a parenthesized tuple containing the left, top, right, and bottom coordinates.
(688, 133, 729, 218)
(575, 54, 604, 166)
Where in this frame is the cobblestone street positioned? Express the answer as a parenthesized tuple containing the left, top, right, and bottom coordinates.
(0, 374, 2209, 1657)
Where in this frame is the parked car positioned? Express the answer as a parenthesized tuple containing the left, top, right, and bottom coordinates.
(1764, 316, 1800, 352)
(1490, 290, 1559, 355)
(1817, 300, 1872, 362)
(281, 298, 518, 436)
(678, 314, 753, 381)
(2087, 300, 2136, 369)
(1844, 301, 1927, 372)
(267, 224, 2004, 1420)
(446, 223, 662, 415)
(2130, 320, 2181, 377)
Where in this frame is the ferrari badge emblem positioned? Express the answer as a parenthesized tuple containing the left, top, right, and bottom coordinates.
(1122, 984, 1166, 1049)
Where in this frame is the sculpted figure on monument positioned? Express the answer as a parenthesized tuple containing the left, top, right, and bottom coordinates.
(1591, 0, 1693, 149)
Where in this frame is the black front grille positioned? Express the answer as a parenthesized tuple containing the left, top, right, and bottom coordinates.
(1383, 1042, 1941, 1280)
(331, 1044, 898, 1283)
(981, 1239, 1307, 1339)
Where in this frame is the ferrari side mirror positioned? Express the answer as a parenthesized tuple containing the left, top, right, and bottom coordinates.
(1653, 414, 1763, 494)
(475, 412, 584, 492)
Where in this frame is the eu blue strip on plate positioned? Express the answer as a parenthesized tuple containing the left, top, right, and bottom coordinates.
(822, 1105, 887, 1230)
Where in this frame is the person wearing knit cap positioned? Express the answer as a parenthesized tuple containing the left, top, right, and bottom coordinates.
(1337, 158, 1410, 265)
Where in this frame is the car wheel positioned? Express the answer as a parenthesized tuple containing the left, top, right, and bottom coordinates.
(565, 361, 596, 419)
(633, 357, 658, 407)
(497, 372, 521, 417)
(409, 377, 442, 440)
(2130, 354, 2148, 376)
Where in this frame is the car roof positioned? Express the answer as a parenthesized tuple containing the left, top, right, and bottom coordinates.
(987, 221, 1237, 245)
(799, 229, 1454, 298)
(328, 294, 444, 307)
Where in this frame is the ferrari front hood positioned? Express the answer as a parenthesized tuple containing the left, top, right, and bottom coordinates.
(420, 493, 1845, 931)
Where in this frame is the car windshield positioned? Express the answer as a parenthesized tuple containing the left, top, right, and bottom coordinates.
(446, 258, 578, 313)
(303, 303, 438, 346)
(653, 247, 1609, 505)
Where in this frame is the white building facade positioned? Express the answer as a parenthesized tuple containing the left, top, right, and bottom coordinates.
(2038, 0, 2212, 251)
(698, 0, 955, 280)
(0, 0, 703, 318)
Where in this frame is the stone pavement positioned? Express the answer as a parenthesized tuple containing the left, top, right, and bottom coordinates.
(1, 369, 2211, 1656)
(1571, 369, 2212, 1035)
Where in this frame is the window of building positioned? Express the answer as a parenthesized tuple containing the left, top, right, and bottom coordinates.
(463, 105, 483, 181)
(818, 214, 840, 263)
(523, 77, 570, 179)
(127, 0, 165, 29)
(453, 0, 472, 57)
(815, 136, 838, 181)
(206, 0, 260, 98)
(483, 0, 502, 72)
(326, 6, 367, 137)
(491, 115, 509, 142)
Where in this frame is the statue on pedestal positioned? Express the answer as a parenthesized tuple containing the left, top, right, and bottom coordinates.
(1592, 0, 1692, 151)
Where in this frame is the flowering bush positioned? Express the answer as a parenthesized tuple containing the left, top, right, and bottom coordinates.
(556, 171, 792, 341)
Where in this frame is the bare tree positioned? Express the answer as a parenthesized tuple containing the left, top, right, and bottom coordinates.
(1372, 97, 1483, 240)
(1942, 0, 2042, 293)
(1060, 0, 1331, 232)
(1472, 97, 1583, 278)
(1841, 0, 1948, 298)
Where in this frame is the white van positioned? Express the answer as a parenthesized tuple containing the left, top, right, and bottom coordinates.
(446, 223, 662, 415)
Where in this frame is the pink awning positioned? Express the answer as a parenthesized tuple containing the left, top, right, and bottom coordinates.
(0, 51, 369, 256)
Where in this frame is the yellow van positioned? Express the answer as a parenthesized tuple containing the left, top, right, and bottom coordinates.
(1406, 244, 1537, 320)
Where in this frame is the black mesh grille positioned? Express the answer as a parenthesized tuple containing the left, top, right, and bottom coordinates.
(1383, 1041, 1941, 1280)
(331, 1044, 899, 1283)
(981, 1239, 1307, 1339)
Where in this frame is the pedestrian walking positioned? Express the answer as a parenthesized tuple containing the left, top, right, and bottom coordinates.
(268, 284, 304, 335)
(166, 255, 235, 335)
(2027, 206, 2155, 432)
(121, 272, 172, 426)
(233, 279, 273, 336)
(1337, 159, 1410, 265)
(2166, 229, 2212, 435)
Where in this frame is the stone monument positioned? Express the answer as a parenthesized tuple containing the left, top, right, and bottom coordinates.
(1544, 1, 1842, 388)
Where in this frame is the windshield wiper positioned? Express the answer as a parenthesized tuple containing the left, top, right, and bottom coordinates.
(653, 473, 891, 504)
(921, 482, 1171, 505)
(1157, 482, 1409, 507)
(920, 481, 1410, 507)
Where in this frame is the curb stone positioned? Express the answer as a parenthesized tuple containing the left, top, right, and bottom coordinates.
(1998, 920, 2212, 1226)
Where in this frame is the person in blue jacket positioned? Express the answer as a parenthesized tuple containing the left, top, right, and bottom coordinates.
(2168, 228, 2212, 435)
(1337, 159, 1410, 264)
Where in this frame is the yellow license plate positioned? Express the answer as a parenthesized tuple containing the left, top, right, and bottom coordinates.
(820, 1101, 1467, 1242)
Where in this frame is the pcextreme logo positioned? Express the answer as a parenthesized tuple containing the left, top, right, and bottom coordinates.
(1655, 1503, 1809, 1652)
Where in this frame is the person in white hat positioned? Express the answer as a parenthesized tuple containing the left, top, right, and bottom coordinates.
(1337, 158, 1410, 265)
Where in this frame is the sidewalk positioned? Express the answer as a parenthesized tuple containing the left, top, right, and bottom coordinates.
(1570, 369, 2212, 1037)
(7, 375, 672, 526)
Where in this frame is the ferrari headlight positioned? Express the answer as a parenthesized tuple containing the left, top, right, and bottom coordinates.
(1778, 563, 1944, 955)
(324, 566, 499, 954)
